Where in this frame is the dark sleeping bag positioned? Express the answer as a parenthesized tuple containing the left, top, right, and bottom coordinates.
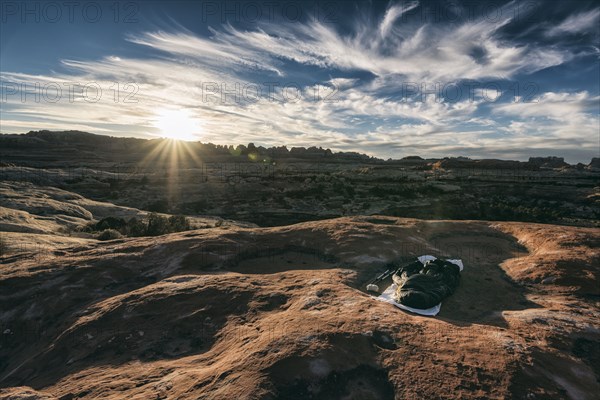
(392, 258, 461, 309)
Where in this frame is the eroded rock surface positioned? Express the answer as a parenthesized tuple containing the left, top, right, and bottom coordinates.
(1, 217, 599, 399)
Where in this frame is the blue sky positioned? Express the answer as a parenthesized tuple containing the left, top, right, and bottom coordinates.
(1, 0, 599, 162)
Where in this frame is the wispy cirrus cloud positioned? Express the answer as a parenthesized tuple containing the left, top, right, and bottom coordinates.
(1, 1, 598, 162)
(165, 1, 571, 82)
(379, 1, 420, 38)
(546, 8, 600, 36)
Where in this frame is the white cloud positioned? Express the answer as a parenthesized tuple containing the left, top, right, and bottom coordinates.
(0, 5, 597, 162)
(547, 8, 600, 36)
(494, 91, 600, 121)
(379, 1, 420, 38)
(201, 2, 572, 82)
(492, 91, 600, 160)
(0, 119, 112, 134)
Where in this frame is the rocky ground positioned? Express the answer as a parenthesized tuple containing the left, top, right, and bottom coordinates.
(1, 131, 599, 228)
(1, 132, 599, 399)
(1, 213, 599, 399)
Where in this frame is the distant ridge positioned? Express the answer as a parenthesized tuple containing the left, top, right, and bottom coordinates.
(0, 130, 594, 168)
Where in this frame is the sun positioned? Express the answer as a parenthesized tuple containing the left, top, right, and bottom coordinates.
(152, 108, 202, 141)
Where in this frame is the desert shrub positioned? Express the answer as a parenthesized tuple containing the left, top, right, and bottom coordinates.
(168, 215, 191, 231)
(146, 213, 170, 236)
(125, 217, 147, 237)
(95, 216, 127, 231)
(145, 213, 191, 236)
(98, 229, 122, 241)
(87, 214, 192, 238)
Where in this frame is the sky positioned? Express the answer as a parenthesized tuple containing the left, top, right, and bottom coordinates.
(1, 0, 599, 162)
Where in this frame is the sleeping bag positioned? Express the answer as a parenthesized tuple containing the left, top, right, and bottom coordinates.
(392, 258, 461, 309)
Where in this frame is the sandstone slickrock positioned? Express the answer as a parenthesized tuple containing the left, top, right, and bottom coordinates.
(1, 217, 599, 399)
